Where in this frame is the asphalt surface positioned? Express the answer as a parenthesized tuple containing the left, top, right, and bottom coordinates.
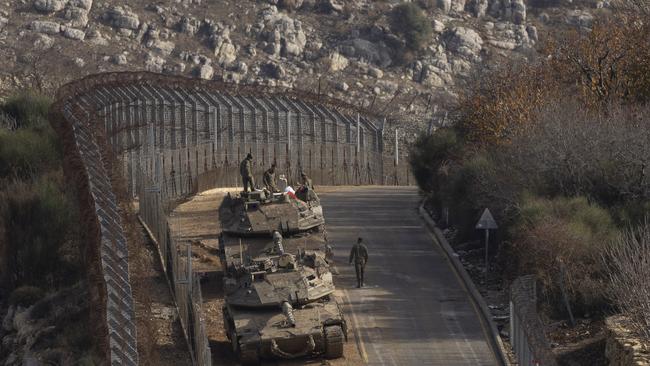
(320, 186, 497, 366)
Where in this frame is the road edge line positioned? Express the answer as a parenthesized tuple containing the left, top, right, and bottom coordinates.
(418, 204, 510, 366)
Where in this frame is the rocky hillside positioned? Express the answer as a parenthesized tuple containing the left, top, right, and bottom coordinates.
(0, 0, 604, 130)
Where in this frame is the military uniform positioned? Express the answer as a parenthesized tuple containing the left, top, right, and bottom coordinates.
(301, 174, 314, 190)
(240, 155, 254, 192)
(263, 167, 278, 192)
(349, 241, 368, 288)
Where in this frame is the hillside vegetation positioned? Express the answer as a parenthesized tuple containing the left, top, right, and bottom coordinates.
(0, 95, 100, 365)
(411, 11, 650, 338)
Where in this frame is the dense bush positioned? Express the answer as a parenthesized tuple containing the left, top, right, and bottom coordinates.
(390, 3, 432, 51)
(510, 195, 617, 315)
(605, 220, 650, 339)
(412, 12, 650, 319)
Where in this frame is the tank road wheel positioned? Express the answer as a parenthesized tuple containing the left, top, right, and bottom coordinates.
(324, 325, 344, 359)
(239, 342, 260, 366)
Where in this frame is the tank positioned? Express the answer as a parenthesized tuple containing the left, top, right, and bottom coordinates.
(221, 247, 347, 365)
(222, 188, 325, 236)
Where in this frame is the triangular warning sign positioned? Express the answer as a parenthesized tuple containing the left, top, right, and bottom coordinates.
(476, 208, 498, 229)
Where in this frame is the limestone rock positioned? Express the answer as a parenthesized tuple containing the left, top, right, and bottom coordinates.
(30, 20, 61, 35)
(336, 81, 349, 91)
(317, 0, 344, 12)
(150, 40, 175, 56)
(338, 38, 392, 68)
(368, 66, 383, 78)
(197, 64, 214, 80)
(112, 54, 127, 65)
(322, 51, 348, 72)
(445, 26, 483, 59)
(178, 16, 201, 36)
(63, 27, 85, 40)
(33, 0, 66, 13)
(438, 0, 451, 13)
(145, 54, 165, 73)
(262, 62, 285, 79)
(259, 7, 307, 57)
(63, 6, 90, 28)
(104, 6, 140, 31)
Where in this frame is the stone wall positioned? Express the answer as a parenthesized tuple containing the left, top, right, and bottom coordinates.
(605, 315, 650, 366)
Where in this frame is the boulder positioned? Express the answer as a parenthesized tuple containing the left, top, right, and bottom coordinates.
(317, 0, 344, 12)
(322, 51, 348, 72)
(112, 54, 127, 65)
(368, 66, 383, 78)
(69, 0, 92, 10)
(512, 0, 526, 24)
(33, 0, 66, 13)
(104, 6, 140, 30)
(63, 27, 85, 40)
(63, 6, 90, 28)
(336, 81, 349, 91)
(0, 16, 7, 30)
(260, 7, 307, 57)
(262, 62, 285, 79)
(145, 54, 165, 73)
(178, 16, 201, 35)
(150, 40, 175, 56)
(279, 0, 304, 10)
(30, 20, 61, 35)
(214, 40, 237, 66)
(338, 38, 392, 68)
(567, 10, 594, 28)
(437, 0, 451, 13)
(451, 0, 467, 12)
(445, 26, 483, 59)
(197, 64, 214, 80)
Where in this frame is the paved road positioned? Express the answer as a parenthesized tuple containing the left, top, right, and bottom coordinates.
(320, 186, 497, 366)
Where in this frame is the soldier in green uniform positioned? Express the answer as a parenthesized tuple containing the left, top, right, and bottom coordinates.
(240, 153, 254, 193)
(300, 172, 314, 190)
(349, 237, 368, 288)
(263, 163, 278, 192)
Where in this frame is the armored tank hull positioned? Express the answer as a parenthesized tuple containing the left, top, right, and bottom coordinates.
(222, 190, 325, 236)
(223, 300, 346, 365)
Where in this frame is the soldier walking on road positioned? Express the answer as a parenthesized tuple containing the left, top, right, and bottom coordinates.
(349, 237, 368, 288)
(240, 153, 254, 193)
(263, 163, 278, 192)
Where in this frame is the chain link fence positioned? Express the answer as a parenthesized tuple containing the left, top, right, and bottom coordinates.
(510, 276, 558, 366)
(54, 71, 417, 366)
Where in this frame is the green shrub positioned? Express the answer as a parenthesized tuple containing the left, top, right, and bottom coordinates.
(0, 176, 75, 289)
(409, 128, 460, 194)
(511, 195, 617, 315)
(390, 3, 432, 50)
(1, 93, 51, 130)
(0, 128, 60, 179)
(9, 286, 45, 307)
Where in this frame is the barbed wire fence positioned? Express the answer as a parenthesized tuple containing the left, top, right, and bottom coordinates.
(55, 71, 417, 366)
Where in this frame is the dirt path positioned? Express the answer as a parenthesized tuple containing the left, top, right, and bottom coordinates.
(127, 207, 193, 366)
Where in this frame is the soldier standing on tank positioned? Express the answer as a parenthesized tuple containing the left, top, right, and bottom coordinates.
(240, 153, 254, 193)
(263, 163, 278, 192)
(349, 237, 368, 288)
(300, 172, 314, 190)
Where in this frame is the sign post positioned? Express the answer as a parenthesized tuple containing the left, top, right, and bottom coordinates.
(475, 208, 498, 284)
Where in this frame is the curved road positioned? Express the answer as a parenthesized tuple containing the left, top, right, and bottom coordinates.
(321, 186, 497, 366)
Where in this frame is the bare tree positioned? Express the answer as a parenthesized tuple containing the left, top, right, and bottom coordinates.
(604, 219, 650, 340)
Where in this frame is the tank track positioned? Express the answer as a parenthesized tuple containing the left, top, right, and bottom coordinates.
(324, 325, 344, 359)
(239, 342, 260, 365)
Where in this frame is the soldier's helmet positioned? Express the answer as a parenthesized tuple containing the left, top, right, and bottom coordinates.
(273, 230, 283, 242)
